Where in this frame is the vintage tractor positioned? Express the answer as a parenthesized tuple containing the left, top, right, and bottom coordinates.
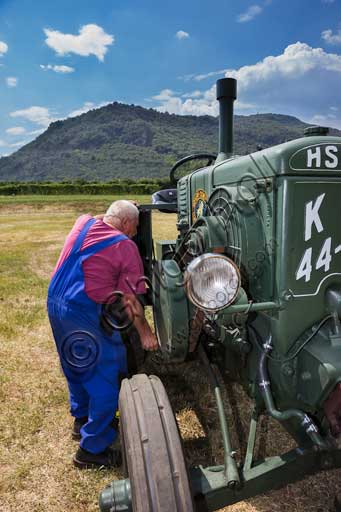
(99, 78, 341, 511)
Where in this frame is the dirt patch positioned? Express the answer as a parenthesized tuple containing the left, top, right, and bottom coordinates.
(0, 204, 78, 214)
(28, 242, 62, 279)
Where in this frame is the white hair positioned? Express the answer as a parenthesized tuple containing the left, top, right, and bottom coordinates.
(105, 200, 139, 222)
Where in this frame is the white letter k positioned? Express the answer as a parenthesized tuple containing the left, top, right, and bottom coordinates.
(305, 193, 325, 242)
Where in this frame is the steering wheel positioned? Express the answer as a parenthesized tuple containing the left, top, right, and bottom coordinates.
(169, 153, 217, 185)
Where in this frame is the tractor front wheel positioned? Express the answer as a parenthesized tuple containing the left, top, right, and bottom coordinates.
(119, 374, 194, 512)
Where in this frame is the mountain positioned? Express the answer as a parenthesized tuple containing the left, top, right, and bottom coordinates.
(0, 102, 339, 182)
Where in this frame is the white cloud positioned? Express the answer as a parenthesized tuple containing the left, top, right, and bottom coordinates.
(152, 89, 175, 101)
(227, 42, 341, 87)
(179, 69, 228, 82)
(6, 77, 17, 87)
(322, 0, 335, 4)
(152, 88, 255, 116)
(8, 101, 109, 141)
(6, 127, 26, 136)
(0, 127, 43, 156)
(152, 42, 341, 129)
(237, 4, 263, 23)
(309, 113, 338, 130)
(28, 128, 45, 136)
(330, 106, 339, 111)
(44, 24, 114, 62)
(68, 101, 96, 117)
(0, 41, 8, 56)
(237, 1, 272, 23)
(68, 101, 110, 118)
(235, 100, 257, 110)
(181, 90, 203, 99)
(9, 140, 28, 148)
(10, 106, 55, 127)
(322, 29, 341, 45)
(175, 30, 189, 40)
(152, 88, 218, 116)
(311, 114, 334, 122)
(40, 64, 75, 73)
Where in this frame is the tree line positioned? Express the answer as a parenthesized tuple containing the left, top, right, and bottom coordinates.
(0, 178, 170, 195)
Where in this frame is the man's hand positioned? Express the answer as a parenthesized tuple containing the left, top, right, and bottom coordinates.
(140, 330, 158, 351)
(121, 294, 158, 351)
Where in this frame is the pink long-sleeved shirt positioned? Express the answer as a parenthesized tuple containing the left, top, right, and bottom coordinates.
(52, 214, 146, 303)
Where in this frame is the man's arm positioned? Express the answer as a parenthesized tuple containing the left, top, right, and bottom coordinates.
(122, 294, 158, 351)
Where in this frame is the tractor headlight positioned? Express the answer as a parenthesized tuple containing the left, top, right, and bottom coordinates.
(184, 253, 240, 312)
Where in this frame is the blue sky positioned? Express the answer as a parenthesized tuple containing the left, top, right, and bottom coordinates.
(0, 0, 340, 157)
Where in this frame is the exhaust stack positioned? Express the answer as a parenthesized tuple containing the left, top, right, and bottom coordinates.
(216, 78, 237, 163)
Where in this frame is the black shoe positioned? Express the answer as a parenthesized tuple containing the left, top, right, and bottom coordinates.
(72, 416, 88, 441)
(73, 446, 122, 469)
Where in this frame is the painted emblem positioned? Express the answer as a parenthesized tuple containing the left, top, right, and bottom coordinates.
(192, 189, 208, 221)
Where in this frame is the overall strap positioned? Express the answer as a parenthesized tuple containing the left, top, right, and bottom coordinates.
(71, 218, 97, 255)
(79, 234, 128, 259)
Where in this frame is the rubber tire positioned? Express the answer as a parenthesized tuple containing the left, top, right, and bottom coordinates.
(119, 374, 194, 512)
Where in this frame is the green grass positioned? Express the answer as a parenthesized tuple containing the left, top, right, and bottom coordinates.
(0, 198, 178, 512)
(1, 198, 340, 512)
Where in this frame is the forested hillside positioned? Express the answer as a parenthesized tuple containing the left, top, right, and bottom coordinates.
(0, 102, 339, 181)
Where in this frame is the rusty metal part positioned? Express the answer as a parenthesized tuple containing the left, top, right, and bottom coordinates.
(189, 308, 205, 352)
(324, 383, 341, 437)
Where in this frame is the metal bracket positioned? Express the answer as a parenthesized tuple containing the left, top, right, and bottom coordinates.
(190, 448, 341, 512)
(243, 408, 259, 472)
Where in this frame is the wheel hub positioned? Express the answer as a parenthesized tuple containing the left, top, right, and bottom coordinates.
(99, 478, 132, 512)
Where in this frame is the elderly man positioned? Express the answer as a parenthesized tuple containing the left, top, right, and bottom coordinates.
(47, 200, 158, 469)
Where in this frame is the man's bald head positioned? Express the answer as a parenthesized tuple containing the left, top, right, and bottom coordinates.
(105, 200, 139, 222)
(104, 200, 139, 238)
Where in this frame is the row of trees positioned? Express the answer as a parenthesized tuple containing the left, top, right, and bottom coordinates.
(0, 178, 170, 195)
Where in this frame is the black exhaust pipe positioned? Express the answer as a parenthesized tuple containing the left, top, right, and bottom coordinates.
(216, 78, 237, 163)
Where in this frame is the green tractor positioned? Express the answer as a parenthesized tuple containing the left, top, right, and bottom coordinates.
(99, 78, 341, 512)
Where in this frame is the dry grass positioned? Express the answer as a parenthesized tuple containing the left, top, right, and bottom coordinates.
(1, 198, 341, 512)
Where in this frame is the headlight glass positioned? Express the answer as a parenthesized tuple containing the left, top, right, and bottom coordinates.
(184, 254, 240, 311)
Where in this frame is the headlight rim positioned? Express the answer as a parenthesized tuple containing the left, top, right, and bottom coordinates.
(184, 253, 241, 312)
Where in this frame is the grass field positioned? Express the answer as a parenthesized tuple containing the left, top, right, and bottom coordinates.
(1, 195, 340, 512)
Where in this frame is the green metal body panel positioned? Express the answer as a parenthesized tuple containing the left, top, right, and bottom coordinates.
(152, 259, 190, 362)
(155, 239, 176, 260)
(275, 177, 341, 339)
(212, 137, 341, 182)
(169, 135, 341, 411)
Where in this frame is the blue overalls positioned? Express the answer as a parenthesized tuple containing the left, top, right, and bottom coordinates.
(47, 218, 128, 454)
